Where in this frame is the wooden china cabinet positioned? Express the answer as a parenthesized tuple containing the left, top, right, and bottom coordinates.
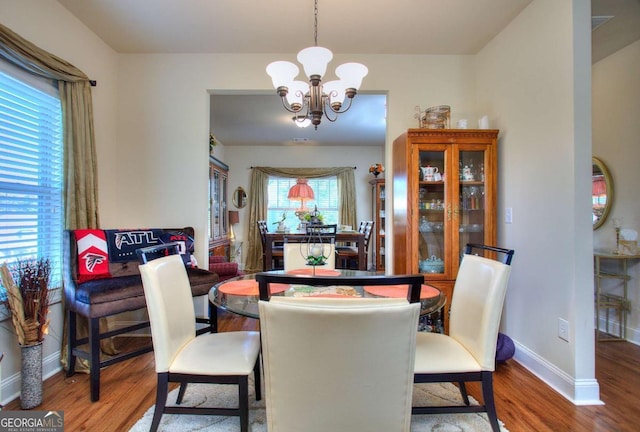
(392, 129, 499, 325)
(209, 156, 230, 259)
(370, 178, 386, 271)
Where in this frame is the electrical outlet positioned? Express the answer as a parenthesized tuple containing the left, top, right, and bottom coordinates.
(505, 207, 513, 224)
(558, 318, 569, 341)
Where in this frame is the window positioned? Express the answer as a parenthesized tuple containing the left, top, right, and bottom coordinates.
(0, 62, 63, 288)
(267, 177, 338, 230)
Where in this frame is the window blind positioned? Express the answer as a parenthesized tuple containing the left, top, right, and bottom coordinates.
(267, 176, 338, 229)
(0, 64, 63, 288)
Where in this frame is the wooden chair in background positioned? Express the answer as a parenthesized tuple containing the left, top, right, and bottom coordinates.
(336, 220, 374, 269)
(257, 220, 283, 270)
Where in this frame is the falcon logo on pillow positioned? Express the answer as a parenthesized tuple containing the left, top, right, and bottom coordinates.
(75, 229, 111, 282)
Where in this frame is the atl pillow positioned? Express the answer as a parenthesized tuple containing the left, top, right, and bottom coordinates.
(160, 230, 195, 267)
(75, 229, 111, 282)
(105, 229, 164, 263)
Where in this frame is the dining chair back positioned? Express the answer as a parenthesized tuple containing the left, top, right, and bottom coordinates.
(336, 220, 374, 269)
(258, 220, 283, 270)
(259, 296, 420, 432)
(306, 224, 338, 235)
(464, 242, 514, 265)
(283, 237, 336, 272)
(139, 255, 261, 432)
(412, 246, 513, 432)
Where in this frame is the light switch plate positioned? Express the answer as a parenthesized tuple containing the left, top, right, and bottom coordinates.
(505, 207, 513, 224)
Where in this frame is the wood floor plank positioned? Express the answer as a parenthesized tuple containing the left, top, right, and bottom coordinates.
(3, 314, 638, 431)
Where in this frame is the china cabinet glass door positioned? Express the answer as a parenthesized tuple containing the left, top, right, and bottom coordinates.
(371, 179, 386, 271)
(417, 149, 447, 276)
(457, 150, 487, 261)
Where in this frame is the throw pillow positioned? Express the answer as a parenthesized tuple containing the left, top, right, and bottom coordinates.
(160, 230, 195, 267)
(74, 229, 111, 282)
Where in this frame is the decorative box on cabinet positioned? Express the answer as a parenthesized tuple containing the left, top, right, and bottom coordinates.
(370, 179, 386, 271)
(209, 156, 230, 259)
(392, 129, 499, 328)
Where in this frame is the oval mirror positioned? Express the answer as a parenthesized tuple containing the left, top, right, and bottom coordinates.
(232, 187, 247, 209)
(593, 157, 613, 230)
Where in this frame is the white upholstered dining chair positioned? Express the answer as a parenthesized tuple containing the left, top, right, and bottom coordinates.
(139, 255, 261, 432)
(412, 251, 513, 432)
(259, 296, 420, 432)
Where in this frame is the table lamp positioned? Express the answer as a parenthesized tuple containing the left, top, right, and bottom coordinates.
(288, 178, 315, 228)
(228, 210, 240, 242)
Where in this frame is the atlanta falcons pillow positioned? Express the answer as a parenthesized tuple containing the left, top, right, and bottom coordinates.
(74, 229, 111, 282)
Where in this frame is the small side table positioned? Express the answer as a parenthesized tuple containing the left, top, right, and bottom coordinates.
(594, 251, 640, 341)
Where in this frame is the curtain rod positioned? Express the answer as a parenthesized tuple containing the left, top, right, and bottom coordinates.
(250, 166, 357, 169)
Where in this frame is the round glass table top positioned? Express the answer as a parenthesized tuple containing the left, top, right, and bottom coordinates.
(209, 269, 446, 319)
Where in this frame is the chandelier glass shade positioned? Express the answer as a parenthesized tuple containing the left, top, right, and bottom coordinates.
(293, 116, 312, 128)
(266, 0, 368, 129)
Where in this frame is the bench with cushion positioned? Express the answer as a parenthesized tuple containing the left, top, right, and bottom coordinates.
(63, 227, 221, 402)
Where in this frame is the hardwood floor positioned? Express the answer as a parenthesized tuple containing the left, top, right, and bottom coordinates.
(4, 315, 639, 432)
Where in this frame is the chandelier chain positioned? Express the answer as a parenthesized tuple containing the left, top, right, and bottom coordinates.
(265, 0, 367, 128)
(314, 0, 318, 46)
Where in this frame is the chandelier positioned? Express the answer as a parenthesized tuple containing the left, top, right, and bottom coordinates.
(266, 0, 368, 129)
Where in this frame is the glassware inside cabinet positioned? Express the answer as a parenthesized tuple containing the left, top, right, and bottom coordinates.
(459, 151, 486, 252)
(379, 183, 386, 268)
(418, 150, 445, 274)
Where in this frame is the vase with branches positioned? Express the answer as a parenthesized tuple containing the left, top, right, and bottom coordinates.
(1, 258, 52, 346)
(0, 257, 53, 409)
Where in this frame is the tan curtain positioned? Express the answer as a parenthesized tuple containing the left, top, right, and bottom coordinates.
(0, 23, 105, 371)
(245, 167, 356, 272)
(0, 23, 100, 228)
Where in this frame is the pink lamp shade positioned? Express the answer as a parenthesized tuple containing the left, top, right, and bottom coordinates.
(592, 176, 606, 196)
(288, 178, 315, 204)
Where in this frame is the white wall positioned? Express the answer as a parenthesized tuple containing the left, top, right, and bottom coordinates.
(114, 53, 478, 264)
(476, 0, 597, 403)
(0, 0, 119, 403)
(593, 39, 640, 342)
(0, 0, 600, 407)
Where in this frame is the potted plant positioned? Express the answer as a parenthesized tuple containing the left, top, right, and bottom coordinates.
(0, 258, 53, 409)
(304, 206, 324, 225)
(209, 133, 218, 155)
(369, 163, 384, 178)
(272, 211, 287, 232)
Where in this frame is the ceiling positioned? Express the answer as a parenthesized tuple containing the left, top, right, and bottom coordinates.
(57, 0, 640, 147)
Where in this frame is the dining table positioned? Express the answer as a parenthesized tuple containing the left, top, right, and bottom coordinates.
(208, 268, 446, 332)
(264, 230, 367, 270)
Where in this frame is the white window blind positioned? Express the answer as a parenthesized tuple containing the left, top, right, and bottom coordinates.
(0, 63, 63, 288)
(267, 176, 338, 230)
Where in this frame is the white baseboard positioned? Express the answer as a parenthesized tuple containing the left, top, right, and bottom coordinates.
(513, 340, 603, 405)
(597, 316, 640, 344)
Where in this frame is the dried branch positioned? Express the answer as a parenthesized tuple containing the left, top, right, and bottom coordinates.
(0, 258, 52, 345)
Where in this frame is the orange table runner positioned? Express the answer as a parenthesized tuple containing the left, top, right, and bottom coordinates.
(218, 279, 289, 296)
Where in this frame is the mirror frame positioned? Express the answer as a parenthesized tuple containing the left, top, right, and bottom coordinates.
(593, 157, 614, 230)
(232, 186, 247, 209)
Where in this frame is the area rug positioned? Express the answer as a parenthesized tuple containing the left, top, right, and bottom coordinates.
(130, 380, 508, 432)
